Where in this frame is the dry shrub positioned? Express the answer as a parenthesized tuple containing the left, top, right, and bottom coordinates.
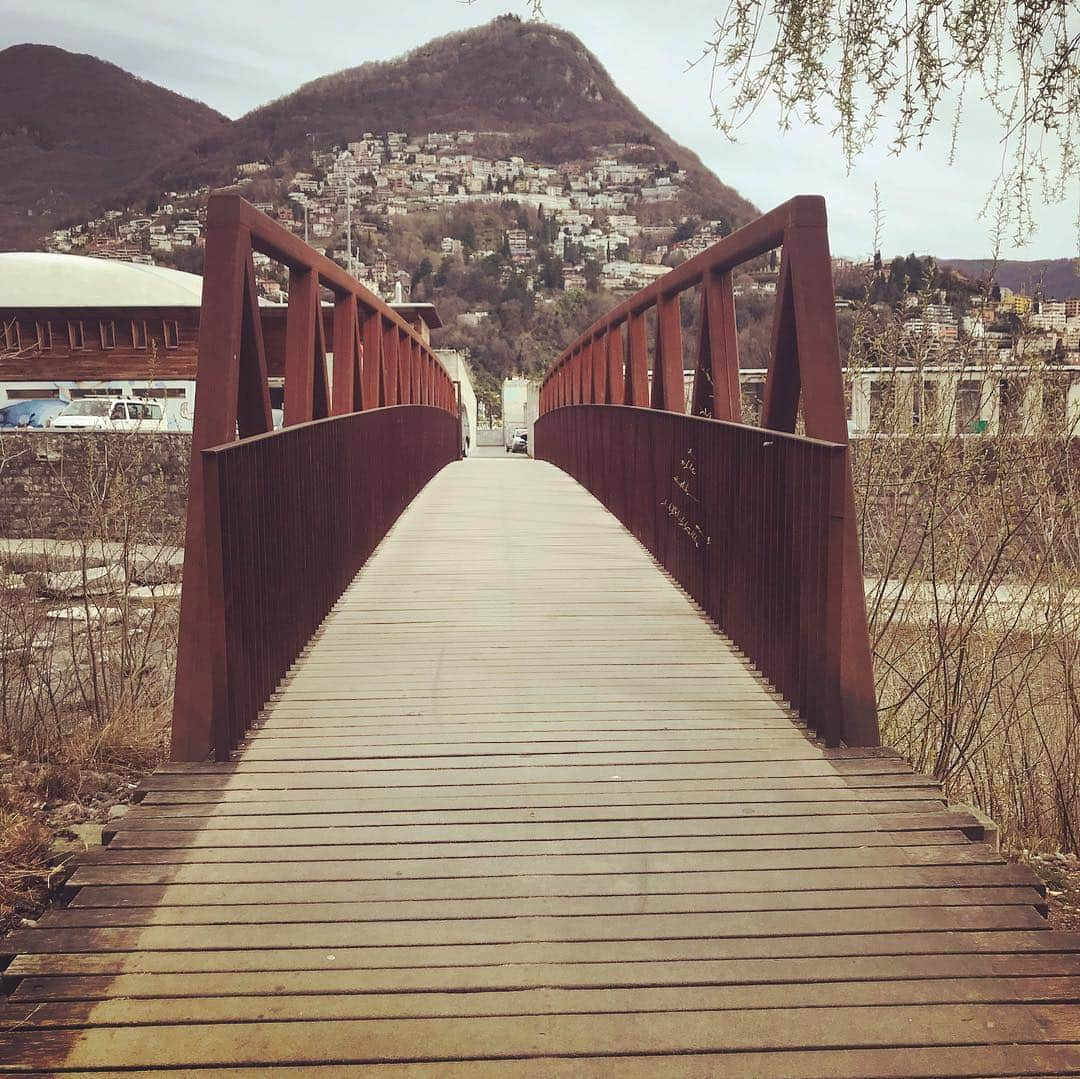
(0, 796, 52, 918)
(0, 431, 180, 768)
(847, 305, 1080, 852)
(70, 701, 171, 773)
(25, 761, 83, 802)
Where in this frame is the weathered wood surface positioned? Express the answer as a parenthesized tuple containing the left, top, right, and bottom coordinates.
(3, 457, 1078, 1076)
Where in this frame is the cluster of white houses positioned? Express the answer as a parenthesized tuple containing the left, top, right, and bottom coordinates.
(44, 128, 698, 303)
(293, 130, 680, 226)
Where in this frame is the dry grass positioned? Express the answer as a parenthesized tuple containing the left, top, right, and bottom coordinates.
(0, 786, 53, 923)
(847, 307, 1080, 853)
(0, 431, 178, 929)
(71, 702, 171, 773)
(0, 431, 181, 764)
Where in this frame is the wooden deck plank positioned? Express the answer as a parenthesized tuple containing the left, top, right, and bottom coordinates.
(86, 833, 981, 866)
(103, 811, 976, 846)
(5, 1004, 1080, 1070)
(45, 863, 1045, 909)
(3, 458, 1076, 1076)
(44, 886, 1047, 925)
(7, 1047, 1080, 1078)
(8, 930, 1080, 978)
(11, 952, 1080, 1001)
(6, 907, 1051, 956)
(112, 789, 947, 821)
(133, 773, 943, 805)
(7, 978, 1080, 1030)
(64, 847, 1014, 888)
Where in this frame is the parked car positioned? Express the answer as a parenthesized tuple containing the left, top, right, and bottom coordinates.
(0, 398, 70, 429)
(50, 397, 169, 432)
(509, 428, 528, 454)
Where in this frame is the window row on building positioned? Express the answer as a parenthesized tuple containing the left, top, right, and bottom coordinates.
(3, 318, 183, 353)
(673, 368, 1080, 437)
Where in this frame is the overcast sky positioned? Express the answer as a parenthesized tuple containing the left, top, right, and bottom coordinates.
(2, 0, 1075, 260)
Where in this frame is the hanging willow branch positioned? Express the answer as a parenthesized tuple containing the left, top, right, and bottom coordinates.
(689, 0, 1079, 243)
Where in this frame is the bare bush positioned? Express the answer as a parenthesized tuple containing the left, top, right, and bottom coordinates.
(0, 431, 181, 768)
(847, 305, 1080, 852)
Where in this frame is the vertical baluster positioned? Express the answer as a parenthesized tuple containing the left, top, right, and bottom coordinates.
(594, 334, 608, 403)
(651, 293, 684, 413)
(692, 269, 741, 421)
(411, 338, 421, 404)
(173, 202, 251, 761)
(283, 267, 317, 425)
(608, 324, 625, 404)
(381, 318, 398, 406)
(360, 309, 381, 410)
(625, 310, 648, 406)
(332, 293, 358, 416)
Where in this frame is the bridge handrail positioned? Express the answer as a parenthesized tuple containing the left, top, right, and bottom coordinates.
(196, 407, 457, 758)
(536, 195, 879, 748)
(543, 197, 811, 404)
(171, 196, 459, 761)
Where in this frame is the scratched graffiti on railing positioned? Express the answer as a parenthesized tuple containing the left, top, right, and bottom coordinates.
(661, 446, 711, 550)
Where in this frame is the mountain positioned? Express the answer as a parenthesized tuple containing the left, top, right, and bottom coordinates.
(0, 18, 757, 249)
(131, 16, 758, 228)
(940, 257, 1080, 299)
(0, 44, 228, 249)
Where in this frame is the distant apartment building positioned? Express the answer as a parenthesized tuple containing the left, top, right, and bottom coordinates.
(505, 228, 529, 261)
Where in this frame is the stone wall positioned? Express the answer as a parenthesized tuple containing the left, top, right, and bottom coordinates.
(0, 431, 190, 540)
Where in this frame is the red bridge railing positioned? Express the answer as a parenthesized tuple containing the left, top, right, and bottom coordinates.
(171, 196, 459, 761)
(537, 196, 879, 747)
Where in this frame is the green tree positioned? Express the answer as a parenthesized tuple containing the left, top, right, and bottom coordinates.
(411, 257, 434, 288)
(673, 218, 699, 243)
(903, 254, 926, 293)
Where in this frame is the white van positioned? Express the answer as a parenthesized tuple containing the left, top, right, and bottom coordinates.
(51, 396, 169, 432)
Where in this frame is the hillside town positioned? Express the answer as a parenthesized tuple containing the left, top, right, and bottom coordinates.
(43, 129, 705, 300)
(904, 292, 1080, 359)
(38, 129, 1080, 372)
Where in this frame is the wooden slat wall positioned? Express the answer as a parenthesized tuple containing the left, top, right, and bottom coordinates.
(2, 458, 1078, 1076)
(0, 307, 298, 382)
(0, 307, 202, 382)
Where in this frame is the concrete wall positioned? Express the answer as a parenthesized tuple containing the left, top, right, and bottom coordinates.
(501, 378, 530, 449)
(435, 349, 478, 454)
(0, 431, 189, 540)
(526, 381, 540, 458)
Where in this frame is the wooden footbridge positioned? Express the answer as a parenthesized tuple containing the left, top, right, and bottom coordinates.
(3, 196, 1079, 1076)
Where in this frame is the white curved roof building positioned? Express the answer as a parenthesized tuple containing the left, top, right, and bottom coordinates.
(0, 252, 204, 307)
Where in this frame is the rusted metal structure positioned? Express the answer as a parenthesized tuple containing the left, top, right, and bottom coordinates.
(537, 195, 878, 748)
(170, 196, 459, 762)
